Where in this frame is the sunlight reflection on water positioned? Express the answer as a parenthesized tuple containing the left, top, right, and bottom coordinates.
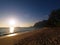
(10, 27, 14, 33)
(7, 33, 17, 37)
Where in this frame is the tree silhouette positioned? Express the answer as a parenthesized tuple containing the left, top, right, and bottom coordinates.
(47, 9, 60, 27)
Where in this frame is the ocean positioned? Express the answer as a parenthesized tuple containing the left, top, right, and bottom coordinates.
(0, 27, 35, 36)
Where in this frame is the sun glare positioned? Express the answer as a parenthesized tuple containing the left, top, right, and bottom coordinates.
(9, 19, 15, 26)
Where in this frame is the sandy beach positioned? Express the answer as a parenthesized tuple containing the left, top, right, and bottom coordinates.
(0, 28, 60, 45)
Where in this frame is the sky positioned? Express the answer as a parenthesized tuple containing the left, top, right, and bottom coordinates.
(0, 0, 60, 27)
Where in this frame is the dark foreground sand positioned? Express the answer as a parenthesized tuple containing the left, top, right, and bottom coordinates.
(0, 27, 60, 45)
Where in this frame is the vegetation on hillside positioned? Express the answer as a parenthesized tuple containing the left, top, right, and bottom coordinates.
(47, 9, 60, 27)
(34, 20, 47, 28)
(34, 9, 60, 28)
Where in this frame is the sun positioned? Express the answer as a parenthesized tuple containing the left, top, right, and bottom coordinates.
(9, 19, 15, 26)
